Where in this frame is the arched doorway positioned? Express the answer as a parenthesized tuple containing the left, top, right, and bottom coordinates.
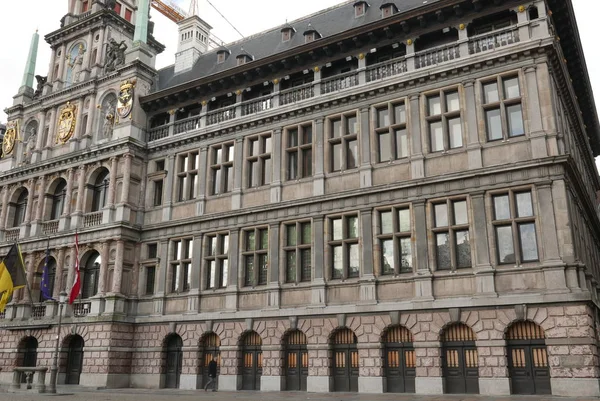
(241, 331, 262, 390)
(441, 323, 479, 394)
(18, 337, 38, 383)
(331, 328, 358, 392)
(164, 334, 183, 389)
(383, 326, 415, 393)
(284, 330, 307, 391)
(506, 321, 551, 395)
(66, 335, 84, 385)
(200, 333, 220, 390)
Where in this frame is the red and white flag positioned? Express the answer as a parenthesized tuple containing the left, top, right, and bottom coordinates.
(68, 231, 81, 304)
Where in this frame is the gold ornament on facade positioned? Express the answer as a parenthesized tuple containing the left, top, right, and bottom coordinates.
(273, 78, 280, 85)
(56, 102, 77, 144)
(235, 89, 242, 96)
(459, 23, 466, 30)
(518, 5, 525, 12)
(313, 66, 320, 73)
(201, 100, 207, 106)
(407, 39, 413, 46)
(358, 53, 365, 60)
(1, 120, 20, 157)
(116, 78, 136, 123)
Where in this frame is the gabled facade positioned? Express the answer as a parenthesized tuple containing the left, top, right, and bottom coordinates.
(1, 0, 600, 397)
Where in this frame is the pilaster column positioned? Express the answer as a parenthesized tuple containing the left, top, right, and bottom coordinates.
(464, 80, 483, 169)
(313, 217, 325, 280)
(56, 44, 67, 82)
(66, 246, 77, 293)
(190, 235, 202, 291)
(63, 168, 75, 215)
(413, 201, 429, 272)
(226, 229, 240, 289)
(111, 240, 124, 294)
(120, 153, 132, 204)
(270, 128, 282, 203)
(96, 28, 106, 66)
(525, 65, 547, 159)
(74, 98, 85, 140)
(35, 176, 46, 221)
(157, 239, 169, 295)
(358, 107, 372, 188)
(196, 147, 208, 215)
(75, 165, 86, 213)
(35, 111, 46, 152)
(46, 109, 57, 148)
(162, 155, 175, 221)
(83, 31, 94, 72)
(97, 240, 110, 294)
(472, 192, 495, 296)
(47, 49, 57, 82)
(0, 186, 9, 229)
(313, 118, 325, 196)
(131, 243, 141, 296)
(107, 156, 118, 207)
(409, 94, 424, 179)
(53, 248, 66, 299)
(23, 254, 34, 304)
(24, 179, 35, 224)
(231, 138, 243, 210)
(269, 223, 280, 283)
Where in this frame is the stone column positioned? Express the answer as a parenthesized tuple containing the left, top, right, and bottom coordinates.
(32, 111, 46, 163)
(22, 254, 35, 304)
(83, 31, 94, 73)
(66, 246, 77, 295)
(414, 341, 443, 394)
(162, 155, 175, 221)
(187, 235, 202, 313)
(73, 98, 85, 145)
(45, 109, 57, 149)
(413, 201, 433, 300)
(75, 164, 86, 213)
(313, 118, 325, 196)
(409, 94, 424, 179)
(525, 65, 547, 159)
(358, 107, 372, 188)
(53, 247, 66, 300)
(471, 192, 495, 296)
(131, 242, 141, 297)
(359, 209, 376, 303)
(24, 179, 35, 224)
(34, 176, 46, 221)
(196, 147, 208, 216)
(63, 168, 75, 215)
(97, 240, 110, 295)
(47, 49, 57, 84)
(107, 156, 118, 207)
(267, 223, 280, 309)
(157, 239, 169, 295)
(405, 39, 416, 71)
(270, 128, 282, 203)
(225, 229, 239, 311)
(120, 154, 132, 204)
(96, 27, 106, 66)
(231, 138, 244, 210)
(56, 44, 67, 85)
(464, 80, 483, 169)
(311, 217, 326, 306)
(0, 186, 9, 230)
(111, 240, 124, 294)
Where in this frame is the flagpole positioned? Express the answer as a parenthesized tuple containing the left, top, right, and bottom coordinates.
(16, 241, 35, 309)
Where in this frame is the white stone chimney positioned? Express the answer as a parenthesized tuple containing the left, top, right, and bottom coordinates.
(174, 15, 212, 74)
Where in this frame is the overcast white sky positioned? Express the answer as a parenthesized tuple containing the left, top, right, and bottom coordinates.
(0, 1, 598, 165)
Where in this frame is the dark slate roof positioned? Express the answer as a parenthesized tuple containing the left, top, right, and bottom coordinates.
(155, 0, 440, 92)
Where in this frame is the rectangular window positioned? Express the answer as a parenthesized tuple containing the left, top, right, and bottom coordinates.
(145, 266, 156, 295)
(377, 207, 412, 275)
(147, 243, 158, 259)
(210, 142, 234, 195)
(155, 159, 165, 172)
(328, 214, 360, 279)
(205, 233, 229, 289)
(375, 102, 408, 162)
(425, 90, 463, 152)
(492, 189, 538, 265)
(170, 238, 193, 293)
(125, 8, 133, 22)
(246, 133, 272, 188)
(285, 123, 313, 180)
(483, 75, 524, 141)
(81, 1, 89, 12)
(153, 179, 163, 206)
(283, 221, 312, 283)
(176, 152, 199, 202)
(114, 1, 122, 14)
(432, 199, 471, 271)
(242, 227, 269, 287)
(328, 113, 359, 172)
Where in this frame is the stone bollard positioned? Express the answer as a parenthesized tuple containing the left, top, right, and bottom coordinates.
(10, 370, 21, 391)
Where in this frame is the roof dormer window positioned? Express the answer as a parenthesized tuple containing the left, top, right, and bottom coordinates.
(281, 24, 295, 43)
(216, 48, 230, 64)
(354, 1, 369, 17)
(303, 24, 321, 44)
(236, 49, 253, 66)
(380, 2, 398, 18)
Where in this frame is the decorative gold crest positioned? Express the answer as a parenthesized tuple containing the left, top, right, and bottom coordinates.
(116, 79, 136, 123)
(2, 120, 20, 157)
(56, 101, 77, 144)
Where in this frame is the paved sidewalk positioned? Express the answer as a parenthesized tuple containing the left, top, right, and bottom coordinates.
(0, 388, 598, 401)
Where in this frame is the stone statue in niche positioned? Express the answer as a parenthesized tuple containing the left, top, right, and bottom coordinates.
(34, 75, 47, 98)
(102, 98, 117, 138)
(22, 131, 37, 165)
(67, 44, 86, 84)
(104, 38, 127, 74)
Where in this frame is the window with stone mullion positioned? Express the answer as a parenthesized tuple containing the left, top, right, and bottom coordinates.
(377, 206, 412, 275)
(210, 143, 234, 195)
(432, 199, 471, 271)
(426, 89, 462, 153)
(375, 102, 408, 162)
(243, 228, 269, 287)
(170, 238, 193, 293)
(328, 113, 359, 172)
(483, 75, 524, 141)
(176, 152, 199, 202)
(286, 124, 313, 180)
(246, 134, 272, 188)
(328, 215, 360, 280)
(492, 190, 538, 265)
(284, 221, 312, 283)
(205, 233, 229, 289)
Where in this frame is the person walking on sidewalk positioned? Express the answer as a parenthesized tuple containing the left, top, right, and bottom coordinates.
(204, 357, 218, 392)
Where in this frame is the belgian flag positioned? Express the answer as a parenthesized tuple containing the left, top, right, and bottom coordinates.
(0, 244, 27, 312)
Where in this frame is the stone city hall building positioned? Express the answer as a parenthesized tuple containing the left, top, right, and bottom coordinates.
(0, 0, 599, 396)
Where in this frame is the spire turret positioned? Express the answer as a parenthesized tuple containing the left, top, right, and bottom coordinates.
(20, 30, 39, 90)
(134, 0, 150, 43)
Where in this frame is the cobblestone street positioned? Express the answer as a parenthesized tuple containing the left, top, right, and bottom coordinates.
(0, 388, 598, 401)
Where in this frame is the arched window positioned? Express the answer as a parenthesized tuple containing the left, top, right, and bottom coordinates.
(13, 190, 28, 227)
(82, 252, 101, 299)
(50, 180, 67, 220)
(91, 170, 109, 212)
